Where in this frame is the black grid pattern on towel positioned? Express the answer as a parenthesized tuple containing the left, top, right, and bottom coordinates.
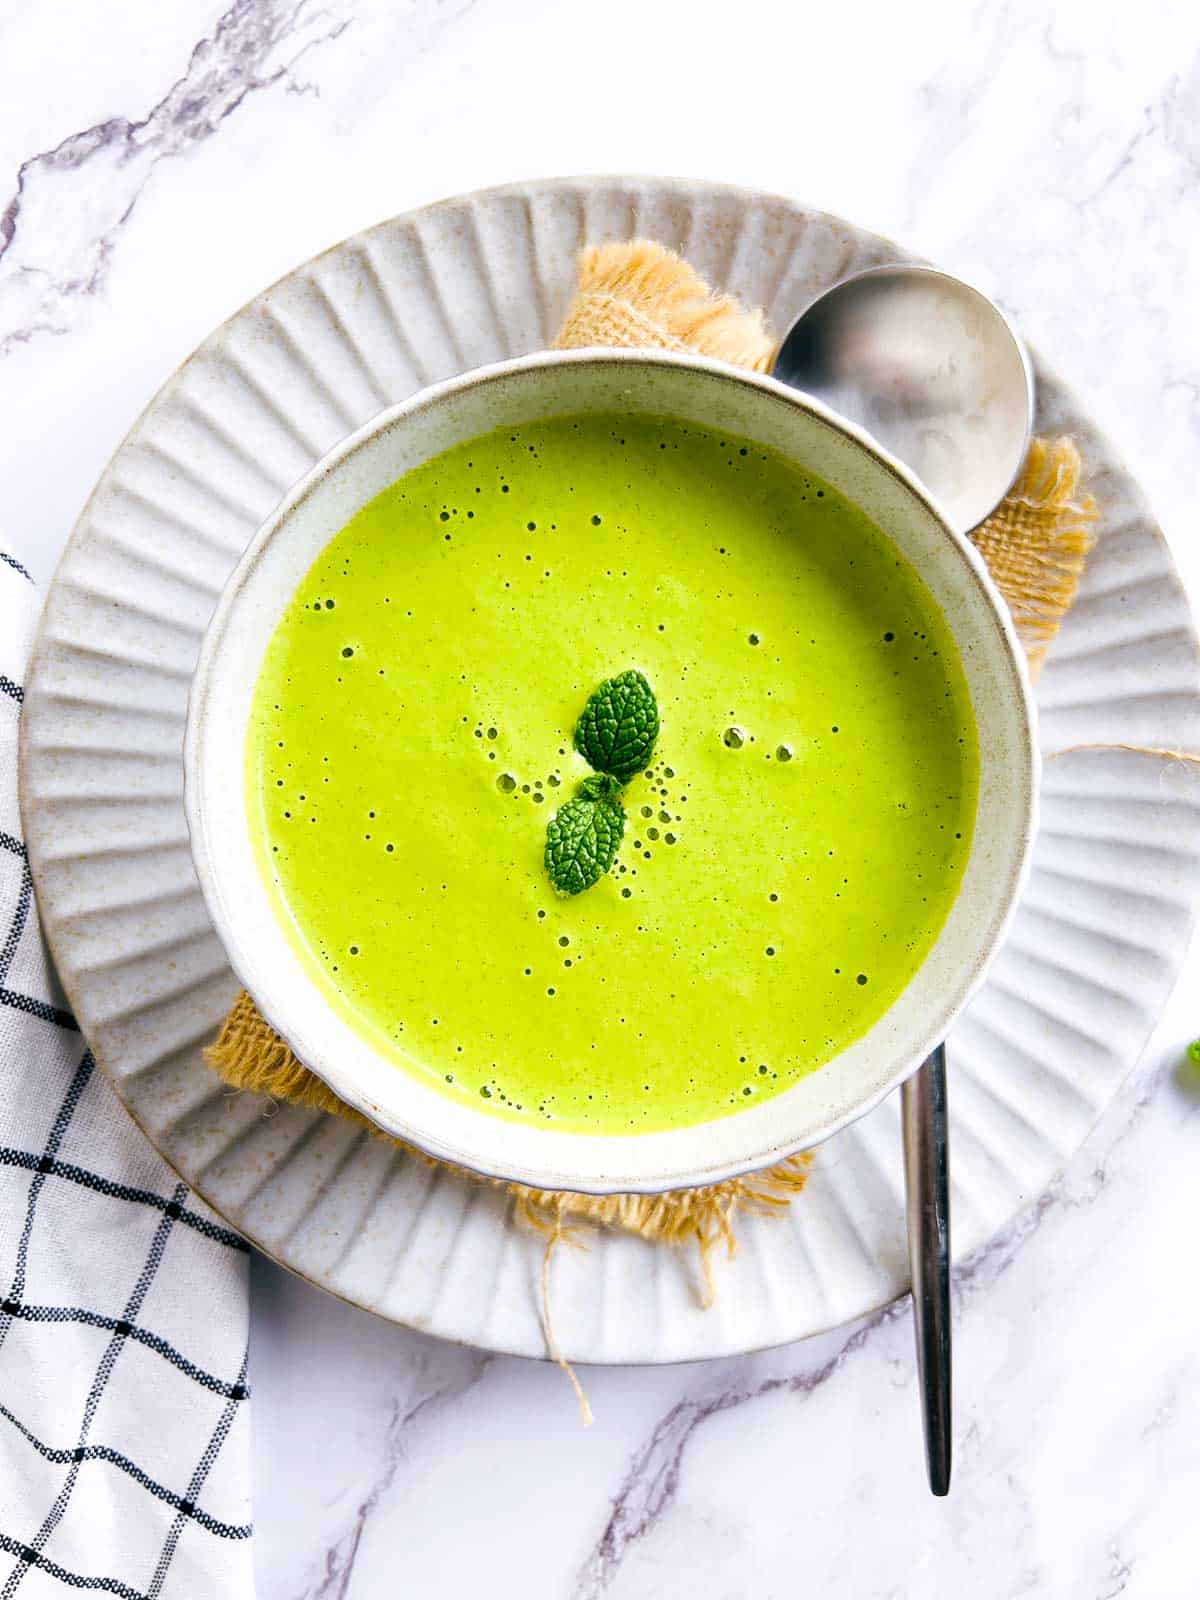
(0, 1049, 253, 1591)
(0, 558, 252, 1596)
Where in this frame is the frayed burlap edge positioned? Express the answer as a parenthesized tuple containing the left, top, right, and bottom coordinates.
(553, 239, 775, 370)
(206, 993, 813, 1272)
(971, 437, 1098, 678)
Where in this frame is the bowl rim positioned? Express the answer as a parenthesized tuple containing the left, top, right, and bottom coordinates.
(184, 346, 1039, 1195)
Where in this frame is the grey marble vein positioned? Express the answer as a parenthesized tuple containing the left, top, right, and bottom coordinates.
(0, 0, 352, 356)
(303, 1349, 493, 1600)
(1096, 1547, 1134, 1600)
(572, 1304, 907, 1600)
(1081, 56, 1200, 209)
(904, 2, 1025, 222)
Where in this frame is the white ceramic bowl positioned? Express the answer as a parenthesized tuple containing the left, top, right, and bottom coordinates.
(184, 349, 1037, 1195)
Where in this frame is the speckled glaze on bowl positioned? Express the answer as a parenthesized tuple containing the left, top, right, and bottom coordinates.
(184, 347, 1037, 1196)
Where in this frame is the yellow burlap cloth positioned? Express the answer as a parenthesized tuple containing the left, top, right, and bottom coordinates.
(207, 242, 1101, 1392)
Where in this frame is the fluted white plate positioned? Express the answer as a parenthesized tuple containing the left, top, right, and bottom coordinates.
(20, 178, 1200, 1363)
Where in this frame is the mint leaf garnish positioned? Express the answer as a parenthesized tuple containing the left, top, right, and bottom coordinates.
(542, 672, 659, 896)
(545, 787, 625, 896)
(575, 669, 659, 782)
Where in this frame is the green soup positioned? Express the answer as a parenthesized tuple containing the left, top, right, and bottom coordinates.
(247, 413, 978, 1133)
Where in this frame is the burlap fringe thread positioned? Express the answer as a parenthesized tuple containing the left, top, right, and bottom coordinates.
(207, 239, 1123, 1416)
(971, 437, 1096, 678)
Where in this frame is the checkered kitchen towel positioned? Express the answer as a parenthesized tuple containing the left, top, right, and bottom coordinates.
(0, 553, 252, 1597)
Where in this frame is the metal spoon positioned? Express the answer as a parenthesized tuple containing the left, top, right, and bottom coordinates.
(773, 264, 1034, 535)
(771, 264, 1035, 1496)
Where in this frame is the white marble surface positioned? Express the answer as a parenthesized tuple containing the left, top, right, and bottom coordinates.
(3, 0, 1200, 1594)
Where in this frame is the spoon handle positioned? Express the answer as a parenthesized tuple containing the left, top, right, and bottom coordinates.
(901, 1043, 952, 1495)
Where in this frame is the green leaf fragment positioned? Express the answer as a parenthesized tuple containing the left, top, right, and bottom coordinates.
(575, 669, 659, 782)
(544, 791, 626, 896)
(578, 772, 624, 803)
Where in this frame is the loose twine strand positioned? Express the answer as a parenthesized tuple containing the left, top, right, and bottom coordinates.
(539, 1205, 593, 1427)
(1045, 744, 1200, 763)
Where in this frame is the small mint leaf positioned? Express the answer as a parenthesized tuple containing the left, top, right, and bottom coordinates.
(575, 670, 659, 782)
(544, 790, 625, 896)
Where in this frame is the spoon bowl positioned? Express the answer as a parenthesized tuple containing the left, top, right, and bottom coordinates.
(773, 265, 1034, 536)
